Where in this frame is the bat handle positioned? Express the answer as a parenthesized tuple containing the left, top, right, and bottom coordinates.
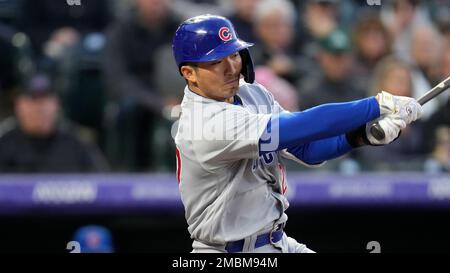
(368, 76, 450, 141)
(369, 122, 385, 141)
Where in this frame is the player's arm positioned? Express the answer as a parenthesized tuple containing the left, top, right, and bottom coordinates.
(281, 112, 413, 165)
(259, 97, 380, 153)
(259, 93, 422, 163)
(283, 135, 352, 165)
(259, 97, 378, 165)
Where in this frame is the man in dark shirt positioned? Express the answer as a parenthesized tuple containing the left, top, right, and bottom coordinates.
(0, 74, 108, 173)
(227, 0, 260, 44)
(103, 0, 180, 170)
(17, 0, 111, 58)
(298, 29, 366, 110)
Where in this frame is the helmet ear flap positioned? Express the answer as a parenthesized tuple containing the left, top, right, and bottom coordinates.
(239, 49, 254, 84)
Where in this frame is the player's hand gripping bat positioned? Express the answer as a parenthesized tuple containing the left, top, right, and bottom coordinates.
(369, 77, 450, 141)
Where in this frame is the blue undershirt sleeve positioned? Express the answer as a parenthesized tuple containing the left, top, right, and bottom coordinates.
(286, 134, 353, 165)
(259, 97, 380, 159)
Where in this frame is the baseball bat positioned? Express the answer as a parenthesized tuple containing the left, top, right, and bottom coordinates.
(369, 76, 450, 141)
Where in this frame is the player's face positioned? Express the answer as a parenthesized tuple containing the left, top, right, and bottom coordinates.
(184, 52, 242, 102)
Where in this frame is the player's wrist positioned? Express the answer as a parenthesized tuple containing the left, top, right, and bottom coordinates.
(345, 124, 370, 148)
(375, 94, 380, 104)
(376, 91, 396, 116)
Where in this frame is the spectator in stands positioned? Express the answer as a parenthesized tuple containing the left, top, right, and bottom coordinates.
(424, 126, 450, 173)
(0, 73, 109, 173)
(409, 24, 444, 119)
(17, 0, 112, 59)
(299, 0, 340, 58)
(298, 29, 365, 110)
(351, 15, 392, 94)
(427, 0, 450, 33)
(251, 0, 301, 84)
(358, 56, 426, 170)
(381, 0, 433, 64)
(254, 66, 299, 112)
(303, 0, 339, 40)
(103, 0, 180, 171)
(444, 41, 450, 78)
(227, 0, 260, 44)
(422, 45, 450, 156)
(442, 24, 450, 45)
(172, 0, 232, 20)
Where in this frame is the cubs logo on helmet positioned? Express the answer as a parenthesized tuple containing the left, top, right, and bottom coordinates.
(219, 27, 232, 42)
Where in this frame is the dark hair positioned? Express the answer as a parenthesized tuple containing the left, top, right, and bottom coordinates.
(179, 62, 198, 73)
(179, 63, 199, 84)
(179, 62, 198, 70)
(352, 15, 392, 56)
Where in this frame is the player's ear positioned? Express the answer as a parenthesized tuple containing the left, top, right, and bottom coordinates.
(181, 65, 197, 84)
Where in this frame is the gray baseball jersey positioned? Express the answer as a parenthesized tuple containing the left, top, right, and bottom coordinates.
(175, 80, 307, 246)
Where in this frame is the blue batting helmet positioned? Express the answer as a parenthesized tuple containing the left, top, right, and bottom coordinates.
(172, 14, 255, 83)
(73, 225, 114, 253)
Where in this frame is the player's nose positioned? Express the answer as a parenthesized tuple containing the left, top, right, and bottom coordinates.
(224, 56, 239, 76)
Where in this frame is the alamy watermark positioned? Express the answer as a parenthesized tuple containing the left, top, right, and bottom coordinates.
(170, 98, 280, 152)
(366, 0, 381, 5)
(66, 0, 81, 6)
(67, 241, 81, 253)
(366, 241, 381, 253)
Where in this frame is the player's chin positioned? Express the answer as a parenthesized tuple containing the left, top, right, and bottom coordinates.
(223, 84, 239, 95)
(225, 89, 238, 99)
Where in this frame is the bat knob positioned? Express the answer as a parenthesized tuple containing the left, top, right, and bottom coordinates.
(369, 122, 385, 141)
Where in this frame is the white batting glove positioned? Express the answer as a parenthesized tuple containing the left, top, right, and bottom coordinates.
(365, 114, 406, 145)
(376, 91, 423, 124)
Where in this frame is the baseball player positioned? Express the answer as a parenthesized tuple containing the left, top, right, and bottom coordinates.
(172, 15, 422, 253)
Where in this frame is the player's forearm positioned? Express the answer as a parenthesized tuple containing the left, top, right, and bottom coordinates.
(260, 97, 380, 152)
(286, 134, 352, 165)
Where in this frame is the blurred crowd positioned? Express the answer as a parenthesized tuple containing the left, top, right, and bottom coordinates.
(0, 0, 449, 173)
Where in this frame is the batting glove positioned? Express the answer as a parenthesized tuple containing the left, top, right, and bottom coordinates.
(365, 114, 406, 145)
(376, 91, 423, 124)
(346, 114, 406, 147)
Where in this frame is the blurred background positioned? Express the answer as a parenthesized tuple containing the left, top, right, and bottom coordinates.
(0, 0, 450, 253)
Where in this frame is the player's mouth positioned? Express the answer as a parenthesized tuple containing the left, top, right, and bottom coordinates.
(224, 77, 239, 85)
